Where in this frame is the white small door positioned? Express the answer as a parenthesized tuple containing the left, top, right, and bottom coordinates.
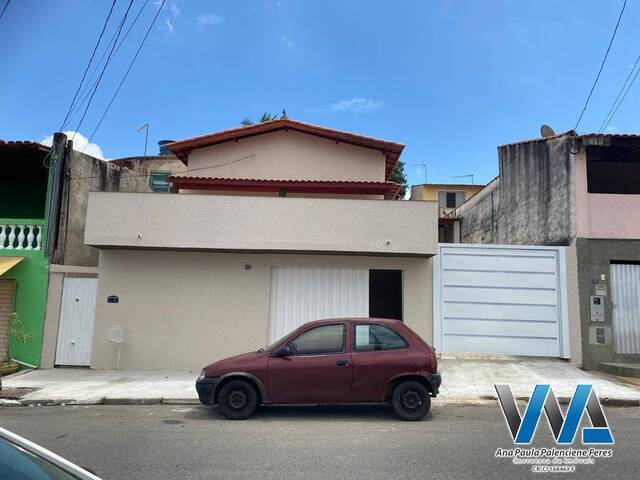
(55, 277, 98, 366)
(611, 263, 640, 354)
(268, 267, 369, 343)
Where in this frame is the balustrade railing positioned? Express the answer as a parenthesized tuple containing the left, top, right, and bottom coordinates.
(0, 222, 44, 251)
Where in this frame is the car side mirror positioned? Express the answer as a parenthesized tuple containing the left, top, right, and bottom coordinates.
(274, 345, 292, 357)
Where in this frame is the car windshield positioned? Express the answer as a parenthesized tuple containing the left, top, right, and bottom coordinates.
(0, 437, 82, 480)
(258, 327, 302, 352)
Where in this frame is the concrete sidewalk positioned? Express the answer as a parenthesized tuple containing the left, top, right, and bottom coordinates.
(1, 358, 638, 406)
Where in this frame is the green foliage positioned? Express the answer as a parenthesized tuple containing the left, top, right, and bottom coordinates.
(389, 160, 408, 199)
(7, 312, 34, 360)
(241, 113, 278, 126)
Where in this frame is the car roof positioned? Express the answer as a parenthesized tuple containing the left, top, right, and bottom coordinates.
(301, 317, 402, 327)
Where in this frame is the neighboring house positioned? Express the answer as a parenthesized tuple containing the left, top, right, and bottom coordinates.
(0, 135, 185, 370)
(410, 183, 485, 242)
(40, 141, 185, 368)
(83, 118, 438, 370)
(452, 130, 640, 373)
(0, 140, 53, 367)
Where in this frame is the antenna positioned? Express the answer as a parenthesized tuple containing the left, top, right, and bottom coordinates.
(411, 162, 427, 183)
(137, 123, 149, 157)
(453, 174, 474, 184)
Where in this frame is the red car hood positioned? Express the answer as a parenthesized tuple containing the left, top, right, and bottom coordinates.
(204, 350, 268, 376)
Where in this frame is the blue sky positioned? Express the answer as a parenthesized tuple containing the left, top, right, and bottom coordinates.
(1, 0, 639, 187)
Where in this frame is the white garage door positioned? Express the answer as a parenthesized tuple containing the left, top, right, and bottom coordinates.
(434, 244, 570, 358)
(268, 267, 368, 342)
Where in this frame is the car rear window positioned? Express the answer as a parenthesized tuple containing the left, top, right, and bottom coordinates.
(354, 324, 408, 351)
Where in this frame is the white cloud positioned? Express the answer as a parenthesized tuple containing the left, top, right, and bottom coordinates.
(165, 18, 174, 33)
(170, 3, 181, 16)
(606, 125, 617, 133)
(330, 97, 382, 113)
(40, 131, 106, 159)
(197, 13, 224, 26)
(282, 35, 294, 48)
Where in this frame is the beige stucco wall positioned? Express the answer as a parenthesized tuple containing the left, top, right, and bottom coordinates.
(185, 130, 386, 181)
(90, 250, 433, 370)
(85, 192, 438, 256)
(574, 149, 640, 239)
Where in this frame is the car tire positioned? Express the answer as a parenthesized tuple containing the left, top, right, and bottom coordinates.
(392, 381, 431, 421)
(217, 380, 259, 420)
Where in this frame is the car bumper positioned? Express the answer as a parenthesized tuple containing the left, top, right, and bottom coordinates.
(427, 372, 442, 397)
(195, 377, 221, 405)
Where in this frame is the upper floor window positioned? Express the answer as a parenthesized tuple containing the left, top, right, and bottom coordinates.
(587, 145, 640, 194)
(439, 191, 465, 209)
(149, 171, 171, 193)
(446, 192, 457, 208)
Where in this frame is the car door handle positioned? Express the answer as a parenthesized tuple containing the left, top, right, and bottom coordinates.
(336, 360, 349, 367)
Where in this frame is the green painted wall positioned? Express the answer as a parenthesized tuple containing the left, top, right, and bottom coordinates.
(0, 147, 54, 368)
(1, 249, 49, 367)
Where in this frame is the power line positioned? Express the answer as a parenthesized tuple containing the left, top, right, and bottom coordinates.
(0, 0, 12, 20)
(598, 54, 640, 132)
(83, 0, 166, 151)
(71, 0, 135, 143)
(59, 0, 118, 131)
(70, 154, 256, 181)
(62, 0, 151, 131)
(573, 0, 627, 131)
(601, 63, 640, 132)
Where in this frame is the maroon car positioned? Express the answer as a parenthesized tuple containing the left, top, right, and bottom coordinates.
(196, 318, 441, 420)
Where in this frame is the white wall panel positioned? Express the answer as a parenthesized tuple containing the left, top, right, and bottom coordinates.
(55, 277, 98, 366)
(269, 267, 368, 342)
(611, 264, 640, 354)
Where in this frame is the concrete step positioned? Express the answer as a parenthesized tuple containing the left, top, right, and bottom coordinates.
(600, 362, 640, 378)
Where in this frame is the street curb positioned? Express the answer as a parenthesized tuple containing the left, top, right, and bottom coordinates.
(161, 398, 200, 405)
(600, 398, 640, 407)
(102, 398, 163, 405)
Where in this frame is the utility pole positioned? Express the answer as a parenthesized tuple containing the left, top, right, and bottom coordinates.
(45, 132, 69, 259)
(137, 123, 149, 157)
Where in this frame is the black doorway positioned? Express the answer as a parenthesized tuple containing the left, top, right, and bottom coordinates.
(369, 270, 403, 321)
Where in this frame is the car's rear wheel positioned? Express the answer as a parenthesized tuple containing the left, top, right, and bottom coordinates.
(392, 381, 431, 421)
(217, 380, 258, 420)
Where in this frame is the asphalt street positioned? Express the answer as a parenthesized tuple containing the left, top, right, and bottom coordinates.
(0, 404, 638, 480)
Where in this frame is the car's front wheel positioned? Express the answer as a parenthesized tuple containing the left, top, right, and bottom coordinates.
(217, 380, 258, 420)
(392, 381, 431, 421)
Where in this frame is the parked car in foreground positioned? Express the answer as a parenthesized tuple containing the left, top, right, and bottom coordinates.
(196, 318, 441, 420)
(0, 427, 101, 480)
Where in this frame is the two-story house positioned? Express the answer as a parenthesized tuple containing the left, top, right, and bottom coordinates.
(0, 135, 185, 372)
(410, 183, 485, 242)
(453, 130, 640, 374)
(0, 140, 53, 370)
(82, 118, 438, 370)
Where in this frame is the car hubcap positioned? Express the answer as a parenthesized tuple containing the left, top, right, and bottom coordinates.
(228, 390, 248, 410)
(401, 390, 422, 412)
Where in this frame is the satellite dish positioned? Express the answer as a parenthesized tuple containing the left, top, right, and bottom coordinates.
(540, 124, 556, 138)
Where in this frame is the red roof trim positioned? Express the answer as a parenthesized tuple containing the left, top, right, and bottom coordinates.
(168, 176, 401, 196)
(166, 119, 404, 180)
